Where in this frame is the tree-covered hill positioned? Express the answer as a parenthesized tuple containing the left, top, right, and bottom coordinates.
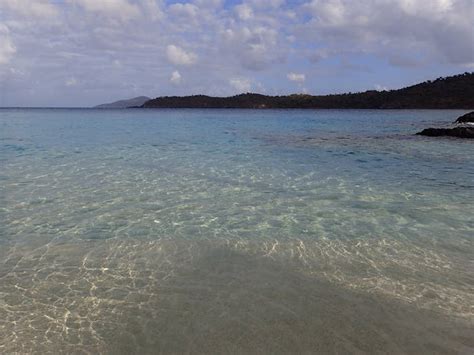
(142, 72, 474, 109)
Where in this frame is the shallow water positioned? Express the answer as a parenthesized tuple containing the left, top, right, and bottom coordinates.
(1, 109, 473, 353)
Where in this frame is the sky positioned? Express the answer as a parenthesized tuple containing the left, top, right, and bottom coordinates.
(0, 0, 473, 107)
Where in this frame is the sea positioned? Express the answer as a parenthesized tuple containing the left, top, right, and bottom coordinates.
(1, 108, 473, 354)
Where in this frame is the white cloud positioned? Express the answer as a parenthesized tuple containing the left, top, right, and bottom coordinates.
(168, 3, 199, 19)
(235, 4, 253, 20)
(0, 25, 16, 65)
(167, 1, 221, 30)
(287, 72, 306, 82)
(220, 26, 282, 70)
(374, 84, 388, 91)
(140, 0, 165, 21)
(166, 45, 197, 66)
(170, 70, 182, 85)
(70, 0, 140, 21)
(302, 0, 474, 66)
(229, 78, 252, 92)
(398, 0, 454, 16)
(0, 0, 59, 18)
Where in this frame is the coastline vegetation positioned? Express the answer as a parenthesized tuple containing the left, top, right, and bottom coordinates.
(142, 72, 474, 109)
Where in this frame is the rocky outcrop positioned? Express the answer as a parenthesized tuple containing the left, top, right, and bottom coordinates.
(454, 111, 474, 124)
(416, 111, 474, 139)
(416, 127, 474, 138)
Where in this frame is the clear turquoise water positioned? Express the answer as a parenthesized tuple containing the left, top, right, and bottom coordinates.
(1, 109, 473, 353)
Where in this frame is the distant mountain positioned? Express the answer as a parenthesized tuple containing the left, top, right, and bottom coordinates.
(142, 72, 474, 109)
(94, 96, 150, 109)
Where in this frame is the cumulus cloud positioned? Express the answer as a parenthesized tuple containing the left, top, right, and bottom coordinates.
(170, 70, 182, 85)
(287, 72, 306, 82)
(166, 45, 197, 66)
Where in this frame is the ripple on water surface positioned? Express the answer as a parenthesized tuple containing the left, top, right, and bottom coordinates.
(1, 109, 473, 353)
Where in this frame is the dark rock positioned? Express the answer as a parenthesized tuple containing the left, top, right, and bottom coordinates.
(416, 127, 474, 138)
(454, 111, 474, 123)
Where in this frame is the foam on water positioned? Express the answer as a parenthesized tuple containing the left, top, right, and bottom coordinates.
(0, 109, 473, 353)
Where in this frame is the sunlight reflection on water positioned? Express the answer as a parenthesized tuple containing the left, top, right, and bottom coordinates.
(1, 109, 473, 353)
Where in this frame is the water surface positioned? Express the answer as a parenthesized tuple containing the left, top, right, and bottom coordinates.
(1, 109, 473, 353)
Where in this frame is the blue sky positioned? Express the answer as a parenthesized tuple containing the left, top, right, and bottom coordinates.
(0, 0, 472, 106)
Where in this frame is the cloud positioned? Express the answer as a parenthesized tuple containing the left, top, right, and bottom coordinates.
(70, 0, 140, 21)
(220, 26, 282, 71)
(0, 0, 59, 18)
(309, 48, 332, 63)
(246, 0, 285, 9)
(302, 0, 474, 66)
(235, 4, 253, 20)
(170, 70, 182, 85)
(169, 3, 199, 19)
(287, 72, 306, 82)
(166, 45, 197, 66)
(229, 77, 252, 92)
(141, 0, 165, 21)
(193, 0, 223, 9)
(0, 25, 16, 65)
